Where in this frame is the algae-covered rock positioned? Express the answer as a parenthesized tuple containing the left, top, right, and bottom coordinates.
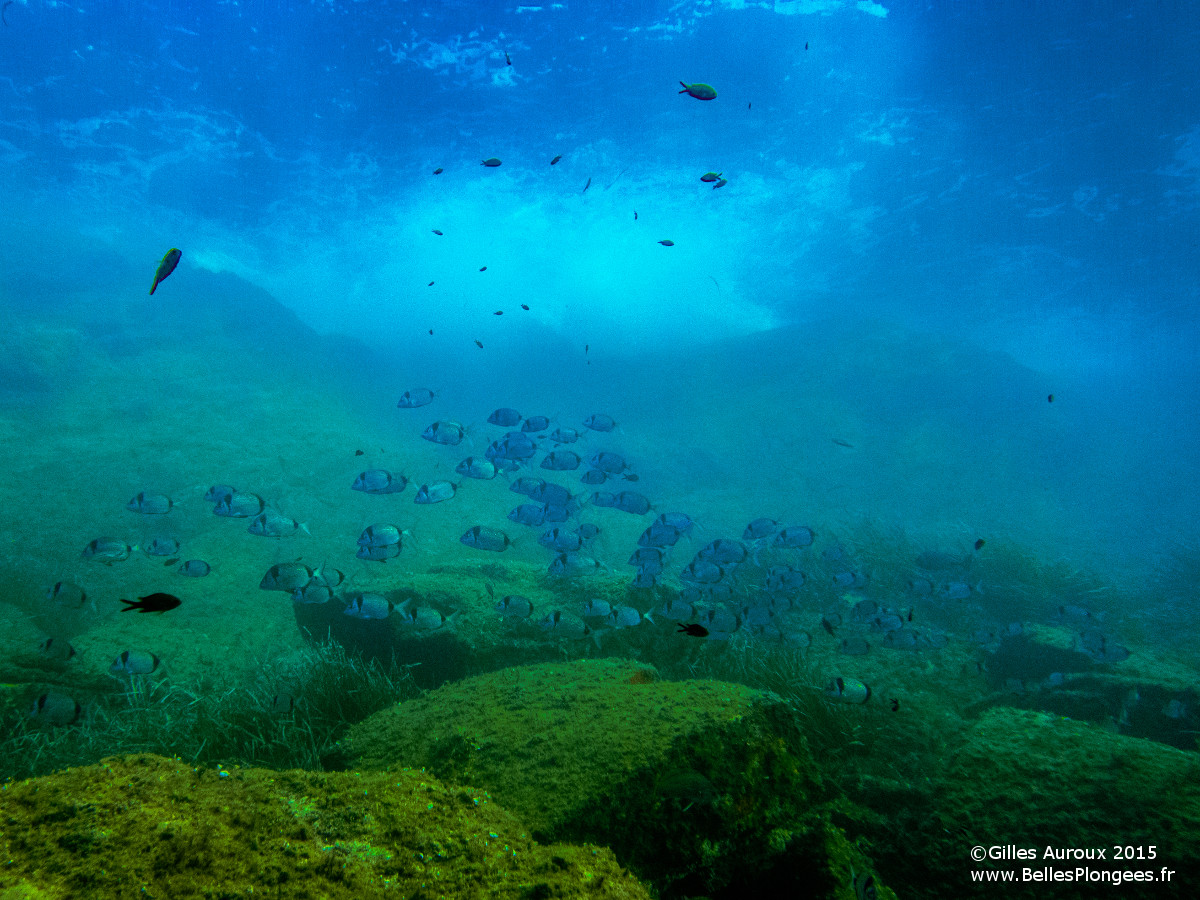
(925, 708, 1200, 897)
(0, 754, 653, 900)
(339, 658, 882, 898)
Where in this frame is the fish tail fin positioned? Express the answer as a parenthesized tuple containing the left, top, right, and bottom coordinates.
(678, 81, 688, 91)
(299, 522, 311, 535)
(119, 598, 138, 612)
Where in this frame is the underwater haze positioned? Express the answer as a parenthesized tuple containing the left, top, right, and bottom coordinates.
(2, 0, 1200, 897)
(2, 0, 1197, 579)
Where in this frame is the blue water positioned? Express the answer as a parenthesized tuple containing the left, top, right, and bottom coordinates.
(4, 0, 1197, 569)
(1, 1, 1199, 893)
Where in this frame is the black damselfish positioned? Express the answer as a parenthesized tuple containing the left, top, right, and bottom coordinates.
(120, 592, 181, 614)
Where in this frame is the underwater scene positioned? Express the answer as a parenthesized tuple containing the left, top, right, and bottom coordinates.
(2, 1, 1199, 897)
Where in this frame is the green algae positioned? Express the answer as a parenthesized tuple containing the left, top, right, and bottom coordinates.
(339, 658, 897, 898)
(0, 754, 654, 900)
(846, 707, 1200, 898)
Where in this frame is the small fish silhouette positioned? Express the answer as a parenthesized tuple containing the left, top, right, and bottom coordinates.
(120, 592, 181, 614)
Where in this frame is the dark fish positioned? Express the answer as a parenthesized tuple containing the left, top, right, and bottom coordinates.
(658, 239, 675, 246)
(613, 490, 652, 515)
(475, 340, 484, 348)
(248, 511, 308, 537)
(546, 553, 604, 578)
(28, 693, 81, 726)
(259, 562, 317, 592)
(678, 81, 717, 101)
(45, 580, 87, 609)
(505, 51, 511, 65)
(290, 581, 332, 605)
(421, 420, 467, 445)
(414, 481, 458, 504)
(355, 449, 364, 456)
(110, 649, 160, 676)
(539, 526, 585, 552)
(712, 178, 727, 189)
(773, 525, 814, 548)
(549, 426, 580, 443)
(700, 172, 722, 183)
(634, 211, 638, 220)
(203, 484, 236, 503)
(149, 248, 181, 295)
(344, 592, 395, 619)
(432, 229, 443, 235)
(1048, 393, 1054, 403)
(481, 158, 502, 167)
(521, 303, 529, 310)
(495, 595, 534, 618)
(743, 517, 779, 541)
(162, 558, 180, 567)
(213, 491, 265, 517)
(488, 407, 523, 426)
(974, 538, 985, 551)
(457, 456, 500, 480)
(583, 177, 591, 192)
(697, 538, 746, 565)
(494, 310, 503, 315)
(529, 482, 573, 507)
(428, 282, 434, 287)
(832, 438, 854, 448)
(590, 450, 628, 473)
(460, 525, 514, 552)
(541, 450, 582, 471)
(583, 413, 616, 432)
(551, 155, 562, 165)
(120, 592, 181, 614)
(890, 699, 900, 712)
(522, 415, 551, 432)
(357, 543, 402, 562)
(509, 503, 554, 526)
(358, 523, 403, 548)
(511, 476, 547, 497)
(126, 492, 173, 515)
(826, 676, 870, 703)
(479, 266, 487, 272)
(143, 537, 181, 557)
(39, 637, 76, 661)
(433, 167, 443, 174)
(680, 559, 725, 584)
(352, 469, 409, 494)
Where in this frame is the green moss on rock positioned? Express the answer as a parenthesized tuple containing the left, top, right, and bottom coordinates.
(0, 754, 653, 899)
(339, 658, 888, 898)
(885, 707, 1200, 897)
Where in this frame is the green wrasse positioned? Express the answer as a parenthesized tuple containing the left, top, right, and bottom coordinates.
(149, 247, 181, 295)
